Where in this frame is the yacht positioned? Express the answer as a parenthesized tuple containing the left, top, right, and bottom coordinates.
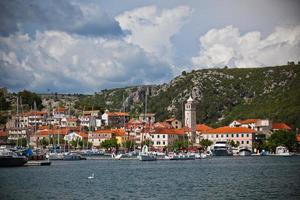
(62, 152, 86, 160)
(138, 145, 157, 161)
(0, 148, 28, 167)
(212, 141, 233, 156)
(275, 146, 291, 156)
(165, 152, 196, 160)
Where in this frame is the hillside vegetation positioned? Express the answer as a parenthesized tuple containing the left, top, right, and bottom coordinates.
(75, 64, 300, 129)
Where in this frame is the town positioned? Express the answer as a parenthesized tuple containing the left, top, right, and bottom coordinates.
(1, 93, 299, 164)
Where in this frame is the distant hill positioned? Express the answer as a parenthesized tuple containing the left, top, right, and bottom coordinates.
(75, 64, 300, 129)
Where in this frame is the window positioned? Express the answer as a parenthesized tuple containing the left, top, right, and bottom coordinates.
(157, 141, 160, 145)
(216, 134, 219, 138)
(231, 134, 234, 137)
(236, 134, 239, 137)
(151, 135, 154, 138)
(226, 134, 229, 138)
(157, 135, 160, 138)
(246, 134, 249, 137)
(241, 134, 244, 137)
(163, 135, 165, 138)
(221, 134, 223, 138)
(246, 141, 249, 144)
(241, 141, 244, 144)
(163, 141, 165, 145)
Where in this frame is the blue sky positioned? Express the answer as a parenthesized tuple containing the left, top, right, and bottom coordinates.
(0, 0, 300, 93)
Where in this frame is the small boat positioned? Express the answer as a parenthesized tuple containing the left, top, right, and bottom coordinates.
(212, 141, 233, 156)
(79, 149, 104, 157)
(275, 146, 291, 156)
(0, 148, 28, 167)
(111, 153, 123, 160)
(47, 152, 64, 160)
(238, 146, 252, 156)
(138, 145, 157, 161)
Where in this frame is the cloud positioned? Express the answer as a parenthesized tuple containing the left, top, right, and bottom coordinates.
(192, 25, 300, 68)
(116, 5, 191, 61)
(0, 0, 123, 37)
(0, 31, 172, 93)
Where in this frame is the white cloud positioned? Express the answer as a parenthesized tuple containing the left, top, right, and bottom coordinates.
(116, 5, 191, 61)
(192, 25, 300, 68)
(0, 31, 172, 93)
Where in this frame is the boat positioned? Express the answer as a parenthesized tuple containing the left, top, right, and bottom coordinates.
(165, 152, 196, 160)
(212, 141, 233, 156)
(275, 146, 291, 156)
(111, 153, 123, 160)
(138, 145, 157, 161)
(238, 146, 252, 156)
(0, 148, 28, 167)
(47, 152, 64, 160)
(62, 152, 86, 160)
(79, 149, 104, 157)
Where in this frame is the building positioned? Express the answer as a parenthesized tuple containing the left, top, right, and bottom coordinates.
(229, 119, 272, 132)
(272, 123, 292, 132)
(195, 124, 213, 144)
(7, 128, 28, 144)
(101, 111, 130, 128)
(88, 129, 113, 147)
(61, 117, 80, 127)
(165, 118, 182, 129)
(150, 128, 186, 151)
(203, 126, 256, 151)
(138, 113, 156, 123)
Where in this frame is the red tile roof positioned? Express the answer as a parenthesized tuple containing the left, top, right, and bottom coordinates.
(153, 128, 185, 135)
(272, 123, 291, 130)
(54, 108, 66, 112)
(23, 111, 48, 116)
(239, 119, 259, 124)
(196, 124, 212, 132)
(153, 122, 173, 129)
(206, 126, 255, 134)
(107, 112, 129, 117)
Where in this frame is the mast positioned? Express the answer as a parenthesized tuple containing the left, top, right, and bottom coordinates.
(16, 96, 19, 147)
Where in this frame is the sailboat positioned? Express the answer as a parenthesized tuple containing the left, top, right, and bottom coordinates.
(138, 145, 157, 161)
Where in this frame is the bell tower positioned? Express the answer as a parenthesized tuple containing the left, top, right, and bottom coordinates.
(184, 96, 196, 131)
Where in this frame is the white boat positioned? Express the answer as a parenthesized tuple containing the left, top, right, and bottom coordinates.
(138, 145, 157, 161)
(47, 152, 64, 160)
(238, 147, 252, 156)
(212, 141, 233, 156)
(165, 152, 196, 160)
(111, 153, 123, 160)
(275, 146, 291, 156)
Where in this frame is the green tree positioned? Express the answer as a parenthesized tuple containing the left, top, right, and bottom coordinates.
(18, 90, 43, 110)
(40, 138, 49, 147)
(267, 130, 297, 152)
(122, 140, 135, 151)
(101, 138, 119, 151)
(229, 140, 240, 148)
(200, 139, 213, 150)
(172, 140, 189, 151)
(141, 139, 153, 147)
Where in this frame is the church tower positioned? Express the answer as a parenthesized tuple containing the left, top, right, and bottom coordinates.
(184, 96, 196, 131)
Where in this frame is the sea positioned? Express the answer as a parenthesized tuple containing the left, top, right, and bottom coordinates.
(1, 156, 300, 200)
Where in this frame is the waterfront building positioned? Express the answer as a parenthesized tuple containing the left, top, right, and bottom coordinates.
(7, 128, 28, 143)
(89, 129, 113, 147)
(60, 117, 80, 127)
(229, 119, 272, 132)
(165, 118, 182, 129)
(203, 126, 256, 151)
(150, 128, 186, 151)
(195, 124, 212, 144)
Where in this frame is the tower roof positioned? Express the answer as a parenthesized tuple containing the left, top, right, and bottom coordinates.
(187, 96, 194, 102)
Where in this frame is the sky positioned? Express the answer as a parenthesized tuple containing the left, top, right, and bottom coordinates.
(0, 0, 300, 93)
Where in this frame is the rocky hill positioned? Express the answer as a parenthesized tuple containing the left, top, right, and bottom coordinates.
(76, 64, 300, 129)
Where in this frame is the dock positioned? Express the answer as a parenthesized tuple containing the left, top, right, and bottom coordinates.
(25, 160, 52, 166)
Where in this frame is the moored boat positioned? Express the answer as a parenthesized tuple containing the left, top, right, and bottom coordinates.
(212, 141, 233, 156)
(0, 148, 28, 167)
(138, 145, 157, 161)
(275, 146, 291, 156)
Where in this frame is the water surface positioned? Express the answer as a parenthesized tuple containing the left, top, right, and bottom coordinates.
(1, 156, 300, 200)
